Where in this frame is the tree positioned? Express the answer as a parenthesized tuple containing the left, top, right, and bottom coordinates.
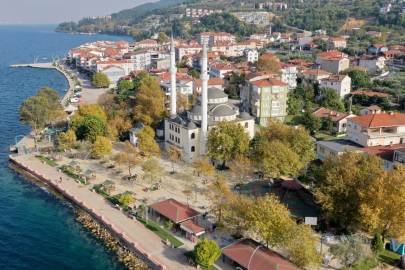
(18, 96, 50, 134)
(117, 80, 134, 91)
(137, 126, 160, 157)
(193, 158, 215, 184)
(301, 111, 321, 135)
(176, 93, 191, 113)
(164, 220, 173, 239)
(133, 76, 168, 128)
(359, 164, 405, 241)
(183, 189, 194, 204)
(141, 157, 165, 187)
(321, 116, 332, 132)
(58, 130, 77, 149)
(329, 235, 371, 270)
(188, 69, 200, 79)
(229, 155, 253, 184)
(222, 194, 253, 237)
(193, 240, 221, 267)
(320, 88, 345, 112)
(50, 110, 68, 128)
(119, 194, 134, 205)
(315, 150, 387, 229)
(371, 233, 384, 259)
(119, 141, 142, 176)
(76, 104, 108, 122)
(133, 71, 148, 89)
(82, 115, 105, 142)
(106, 114, 132, 139)
(37, 86, 63, 110)
(77, 139, 92, 153)
(157, 32, 169, 44)
(167, 145, 181, 172)
(138, 204, 146, 218)
(206, 174, 232, 225)
(91, 136, 112, 159)
(284, 223, 323, 269)
(92, 72, 110, 88)
(207, 121, 250, 166)
(348, 69, 371, 89)
(253, 57, 280, 74)
(247, 195, 294, 248)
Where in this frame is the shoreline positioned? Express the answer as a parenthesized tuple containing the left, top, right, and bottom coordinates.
(9, 155, 168, 270)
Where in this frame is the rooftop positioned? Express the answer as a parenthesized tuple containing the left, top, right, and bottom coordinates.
(313, 107, 351, 121)
(317, 139, 361, 153)
(350, 90, 391, 97)
(361, 144, 405, 161)
(149, 198, 200, 223)
(250, 77, 288, 87)
(349, 112, 405, 127)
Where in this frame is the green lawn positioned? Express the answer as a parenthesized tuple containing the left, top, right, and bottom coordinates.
(378, 249, 401, 265)
(314, 132, 338, 141)
(285, 114, 303, 126)
(61, 168, 90, 186)
(36, 155, 59, 167)
(94, 188, 131, 211)
(136, 216, 184, 248)
(183, 251, 219, 270)
(341, 256, 378, 270)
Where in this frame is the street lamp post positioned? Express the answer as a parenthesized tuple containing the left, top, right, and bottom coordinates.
(194, 184, 197, 202)
(248, 245, 262, 270)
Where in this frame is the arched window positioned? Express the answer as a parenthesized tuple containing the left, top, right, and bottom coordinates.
(191, 146, 195, 152)
(191, 133, 195, 139)
(245, 122, 248, 128)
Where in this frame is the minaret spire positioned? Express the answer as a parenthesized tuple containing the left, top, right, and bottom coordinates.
(169, 31, 177, 115)
(200, 36, 208, 134)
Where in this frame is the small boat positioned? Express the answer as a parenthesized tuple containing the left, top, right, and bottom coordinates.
(63, 89, 67, 92)
(43, 58, 47, 59)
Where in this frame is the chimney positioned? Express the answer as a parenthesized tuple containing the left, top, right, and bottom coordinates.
(390, 111, 394, 115)
(330, 111, 333, 115)
(336, 113, 340, 116)
(341, 52, 344, 57)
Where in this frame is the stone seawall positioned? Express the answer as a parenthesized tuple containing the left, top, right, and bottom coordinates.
(9, 155, 168, 270)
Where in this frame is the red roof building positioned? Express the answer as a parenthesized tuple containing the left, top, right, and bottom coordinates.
(149, 198, 200, 223)
(350, 90, 391, 98)
(221, 239, 301, 270)
(349, 112, 405, 128)
(361, 144, 405, 161)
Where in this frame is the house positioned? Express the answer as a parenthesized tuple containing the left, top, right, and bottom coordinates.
(245, 77, 289, 124)
(328, 37, 347, 48)
(312, 35, 330, 41)
(280, 36, 291, 43)
(320, 75, 351, 98)
(193, 78, 225, 94)
(350, 55, 386, 75)
(195, 32, 236, 45)
(95, 60, 133, 74)
(305, 42, 318, 51)
(313, 107, 355, 132)
(380, 4, 391, 13)
(220, 239, 301, 270)
(243, 49, 259, 62)
(160, 81, 193, 95)
(368, 44, 388, 55)
(346, 112, 405, 147)
(367, 31, 382, 38)
(209, 64, 234, 79)
(100, 66, 126, 86)
(129, 123, 145, 146)
(316, 51, 348, 64)
(279, 63, 298, 90)
(149, 198, 200, 224)
(316, 139, 361, 160)
(316, 51, 349, 74)
(314, 29, 327, 36)
(302, 69, 331, 83)
(362, 144, 405, 171)
(136, 39, 158, 49)
(380, 50, 401, 59)
(360, 105, 384, 116)
(389, 45, 405, 52)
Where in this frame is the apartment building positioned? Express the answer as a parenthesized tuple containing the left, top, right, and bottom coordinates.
(195, 32, 236, 45)
(319, 75, 351, 98)
(243, 49, 259, 63)
(350, 55, 386, 75)
(346, 112, 405, 147)
(328, 37, 347, 48)
(209, 64, 234, 79)
(94, 60, 133, 74)
(175, 45, 203, 61)
(279, 63, 297, 90)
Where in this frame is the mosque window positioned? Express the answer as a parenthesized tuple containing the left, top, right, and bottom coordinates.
(245, 122, 249, 128)
(191, 146, 195, 152)
(191, 133, 195, 139)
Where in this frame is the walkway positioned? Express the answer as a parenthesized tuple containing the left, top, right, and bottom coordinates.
(14, 153, 197, 270)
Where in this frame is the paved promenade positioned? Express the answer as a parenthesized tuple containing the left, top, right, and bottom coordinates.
(13, 153, 197, 270)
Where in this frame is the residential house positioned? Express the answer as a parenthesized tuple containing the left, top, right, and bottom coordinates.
(362, 144, 405, 171)
(175, 45, 203, 61)
(316, 139, 361, 160)
(380, 50, 401, 59)
(312, 35, 330, 41)
(360, 105, 384, 116)
(160, 81, 192, 96)
(95, 60, 133, 74)
(368, 44, 388, 55)
(209, 64, 234, 79)
(367, 31, 382, 38)
(320, 75, 351, 98)
(314, 29, 327, 36)
(250, 33, 267, 40)
(193, 78, 225, 94)
(100, 66, 126, 86)
(265, 26, 272, 36)
(244, 39, 266, 49)
(389, 45, 405, 52)
(346, 112, 405, 147)
(279, 63, 298, 90)
(316, 50, 349, 74)
(350, 55, 386, 75)
(243, 49, 259, 62)
(313, 107, 355, 132)
(328, 37, 347, 48)
(280, 36, 291, 43)
(302, 69, 331, 83)
(135, 39, 158, 49)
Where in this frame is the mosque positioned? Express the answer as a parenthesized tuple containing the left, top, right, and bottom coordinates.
(164, 36, 255, 163)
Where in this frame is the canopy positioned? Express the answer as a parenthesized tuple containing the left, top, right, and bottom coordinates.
(69, 160, 80, 166)
(84, 169, 93, 175)
(102, 180, 115, 186)
(122, 190, 137, 196)
(150, 198, 200, 224)
(64, 104, 78, 112)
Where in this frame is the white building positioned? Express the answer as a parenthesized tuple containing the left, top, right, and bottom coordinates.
(100, 66, 126, 86)
(95, 60, 133, 75)
(319, 75, 351, 98)
(209, 64, 234, 79)
(279, 63, 298, 90)
(164, 36, 255, 163)
(244, 49, 259, 62)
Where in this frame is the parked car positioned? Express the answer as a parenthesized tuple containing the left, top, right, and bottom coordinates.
(71, 98, 79, 103)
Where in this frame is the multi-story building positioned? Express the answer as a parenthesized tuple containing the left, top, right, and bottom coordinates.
(250, 34, 267, 40)
(243, 49, 259, 63)
(316, 51, 349, 74)
(193, 78, 225, 94)
(175, 45, 203, 61)
(350, 55, 386, 75)
(100, 66, 126, 86)
(368, 44, 388, 55)
(265, 26, 272, 36)
(123, 50, 168, 71)
(328, 37, 347, 48)
(313, 108, 355, 132)
(94, 60, 133, 74)
(316, 139, 361, 160)
(209, 64, 234, 79)
(279, 63, 297, 90)
(319, 75, 351, 98)
(135, 39, 158, 49)
(195, 32, 236, 46)
(302, 69, 331, 83)
(245, 77, 289, 124)
(346, 112, 405, 147)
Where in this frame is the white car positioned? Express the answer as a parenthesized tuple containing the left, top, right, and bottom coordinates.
(71, 98, 79, 103)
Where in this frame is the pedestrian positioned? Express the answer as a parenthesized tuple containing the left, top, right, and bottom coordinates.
(60, 177, 62, 182)
(213, 224, 217, 232)
(135, 211, 138, 218)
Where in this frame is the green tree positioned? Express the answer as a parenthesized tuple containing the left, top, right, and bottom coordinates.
(92, 72, 110, 88)
(37, 86, 63, 110)
(193, 240, 222, 267)
(188, 69, 200, 79)
(18, 96, 50, 134)
(137, 126, 160, 157)
(348, 69, 371, 89)
(157, 32, 169, 44)
(133, 71, 149, 89)
(321, 116, 332, 132)
(91, 136, 112, 159)
(141, 157, 165, 187)
(119, 194, 134, 205)
(329, 235, 371, 270)
(371, 233, 384, 259)
(207, 121, 250, 166)
(301, 111, 322, 135)
(164, 220, 173, 239)
(58, 130, 77, 149)
(117, 80, 134, 91)
(320, 88, 345, 112)
(138, 204, 146, 218)
(82, 115, 106, 142)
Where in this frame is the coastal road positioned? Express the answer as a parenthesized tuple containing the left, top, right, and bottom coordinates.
(16, 154, 199, 270)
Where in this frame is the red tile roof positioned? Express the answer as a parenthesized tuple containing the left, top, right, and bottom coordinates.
(372, 44, 387, 48)
(350, 112, 405, 127)
(361, 144, 405, 161)
(261, 54, 279, 60)
(180, 220, 205, 235)
(320, 75, 348, 82)
(130, 70, 149, 77)
(138, 39, 157, 44)
(221, 239, 301, 270)
(250, 77, 288, 87)
(365, 105, 382, 110)
(330, 37, 346, 41)
(194, 78, 225, 86)
(313, 107, 351, 121)
(317, 50, 348, 58)
(211, 63, 233, 70)
(350, 90, 391, 97)
(149, 198, 199, 223)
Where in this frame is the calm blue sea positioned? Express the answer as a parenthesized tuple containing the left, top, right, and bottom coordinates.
(0, 25, 134, 270)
